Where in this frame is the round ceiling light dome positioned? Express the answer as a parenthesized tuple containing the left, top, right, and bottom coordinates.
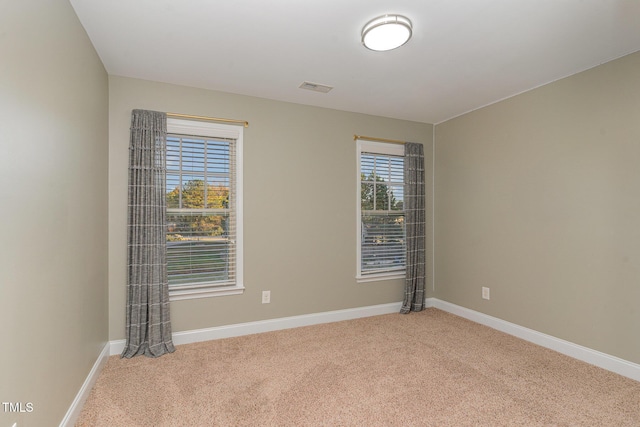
(361, 14, 412, 51)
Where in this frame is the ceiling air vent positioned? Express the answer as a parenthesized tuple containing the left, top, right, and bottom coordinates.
(299, 81, 333, 93)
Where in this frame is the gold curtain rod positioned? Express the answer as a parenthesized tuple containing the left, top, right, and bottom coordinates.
(167, 112, 249, 128)
(353, 134, 405, 145)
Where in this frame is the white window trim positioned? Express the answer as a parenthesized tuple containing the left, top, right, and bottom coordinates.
(356, 139, 405, 283)
(169, 284, 245, 301)
(166, 118, 244, 300)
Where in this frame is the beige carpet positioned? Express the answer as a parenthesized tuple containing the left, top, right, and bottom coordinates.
(77, 308, 640, 426)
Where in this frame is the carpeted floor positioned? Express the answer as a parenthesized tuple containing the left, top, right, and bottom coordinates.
(76, 308, 640, 426)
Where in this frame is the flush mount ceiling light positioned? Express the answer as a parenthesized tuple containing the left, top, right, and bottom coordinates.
(361, 14, 412, 51)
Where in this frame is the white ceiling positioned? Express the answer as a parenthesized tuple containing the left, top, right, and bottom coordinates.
(69, 0, 640, 124)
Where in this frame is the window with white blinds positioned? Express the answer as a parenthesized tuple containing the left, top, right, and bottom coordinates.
(357, 140, 406, 281)
(166, 118, 243, 299)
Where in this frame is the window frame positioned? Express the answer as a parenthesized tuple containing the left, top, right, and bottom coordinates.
(356, 139, 406, 282)
(166, 118, 244, 300)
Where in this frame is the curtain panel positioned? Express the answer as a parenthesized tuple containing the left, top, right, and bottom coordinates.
(400, 142, 426, 314)
(122, 109, 175, 358)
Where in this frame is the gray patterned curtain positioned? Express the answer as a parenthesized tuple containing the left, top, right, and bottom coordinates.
(400, 142, 426, 313)
(122, 109, 175, 358)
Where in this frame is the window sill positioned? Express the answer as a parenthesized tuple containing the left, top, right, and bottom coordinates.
(356, 273, 405, 283)
(169, 284, 245, 301)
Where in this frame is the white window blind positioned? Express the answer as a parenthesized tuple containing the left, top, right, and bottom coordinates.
(357, 141, 406, 279)
(165, 118, 243, 299)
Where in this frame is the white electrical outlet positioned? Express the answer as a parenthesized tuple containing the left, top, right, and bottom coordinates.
(482, 287, 490, 300)
(262, 290, 271, 304)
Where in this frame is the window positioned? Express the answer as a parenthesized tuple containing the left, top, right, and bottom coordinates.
(166, 118, 243, 300)
(356, 140, 406, 281)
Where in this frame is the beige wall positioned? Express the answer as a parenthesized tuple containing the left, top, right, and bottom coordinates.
(435, 51, 640, 364)
(0, 1, 109, 426)
(109, 76, 433, 340)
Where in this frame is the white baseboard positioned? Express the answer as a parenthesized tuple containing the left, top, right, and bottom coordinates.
(59, 343, 110, 427)
(69, 298, 638, 427)
(109, 297, 640, 382)
(426, 298, 640, 382)
(109, 302, 403, 356)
